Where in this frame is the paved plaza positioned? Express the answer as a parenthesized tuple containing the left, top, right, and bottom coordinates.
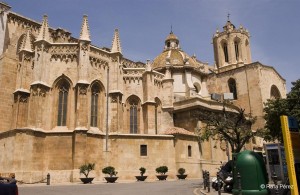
(18, 179, 216, 195)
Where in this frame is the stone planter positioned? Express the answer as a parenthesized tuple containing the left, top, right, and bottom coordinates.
(104, 177, 118, 183)
(135, 175, 147, 181)
(156, 175, 168, 180)
(80, 177, 94, 184)
(176, 174, 188, 180)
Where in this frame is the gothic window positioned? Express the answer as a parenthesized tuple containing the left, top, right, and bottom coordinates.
(234, 41, 239, 61)
(223, 42, 229, 63)
(91, 83, 100, 127)
(126, 95, 141, 134)
(130, 103, 138, 134)
(188, 145, 192, 157)
(270, 85, 281, 99)
(228, 78, 237, 100)
(57, 80, 70, 126)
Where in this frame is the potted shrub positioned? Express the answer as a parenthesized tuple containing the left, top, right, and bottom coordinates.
(135, 167, 147, 181)
(79, 163, 95, 184)
(176, 168, 188, 180)
(102, 166, 118, 183)
(155, 166, 168, 180)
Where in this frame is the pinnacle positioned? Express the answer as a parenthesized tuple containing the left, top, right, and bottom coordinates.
(36, 15, 50, 42)
(111, 29, 122, 54)
(20, 29, 33, 52)
(79, 15, 91, 42)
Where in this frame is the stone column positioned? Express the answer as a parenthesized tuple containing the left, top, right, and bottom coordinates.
(75, 83, 89, 130)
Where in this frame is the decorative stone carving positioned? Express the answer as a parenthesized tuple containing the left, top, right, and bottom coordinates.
(79, 85, 88, 95)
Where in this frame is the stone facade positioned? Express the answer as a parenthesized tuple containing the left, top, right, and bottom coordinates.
(0, 2, 286, 183)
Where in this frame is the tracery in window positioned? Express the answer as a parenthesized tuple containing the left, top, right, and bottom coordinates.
(57, 80, 70, 126)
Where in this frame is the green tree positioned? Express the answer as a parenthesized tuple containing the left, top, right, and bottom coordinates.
(263, 79, 300, 142)
(195, 108, 265, 153)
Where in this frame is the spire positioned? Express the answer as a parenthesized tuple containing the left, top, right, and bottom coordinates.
(20, 29, 33, 53)
(79, 15, 91, 42)
(36, 15, 50, 42)
(111, 29, 122, 54)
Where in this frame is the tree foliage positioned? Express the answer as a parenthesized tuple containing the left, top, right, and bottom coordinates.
(79, 163, 95, 178)
(195, 108, 264, 153)
(263, 79, 300, 142)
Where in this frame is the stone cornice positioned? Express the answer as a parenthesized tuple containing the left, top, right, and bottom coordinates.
(173, 96, 239, 113)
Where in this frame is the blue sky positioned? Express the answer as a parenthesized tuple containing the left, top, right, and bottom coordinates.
(4, 0, 300, 91)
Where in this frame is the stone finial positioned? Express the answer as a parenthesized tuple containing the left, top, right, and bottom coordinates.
(79, 15, 91, 42)
(36, 15, 50, 42)
(111, 29, 122, 54)
(20, 29, 33, 53)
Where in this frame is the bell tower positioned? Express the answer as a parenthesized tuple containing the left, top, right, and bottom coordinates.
(213, 16, 252, 71)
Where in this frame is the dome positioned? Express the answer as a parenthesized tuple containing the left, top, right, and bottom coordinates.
(152, 31, 200, 70)
(152, 49, 199, 70)
(165, 31, 179, 43)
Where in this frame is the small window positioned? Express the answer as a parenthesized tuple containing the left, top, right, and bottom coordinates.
(140, 145, 147, 156)
(188, 145, 192, 157)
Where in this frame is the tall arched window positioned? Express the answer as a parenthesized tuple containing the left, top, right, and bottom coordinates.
(91, 83, 100, 127)
(126, 95, 141, 134)
(57, 80, 70, 126)
(234, 40, 239, 61)
(130, 103, 138, 134)
(223, 42, 229, 63)
(228, 78, 237, 100)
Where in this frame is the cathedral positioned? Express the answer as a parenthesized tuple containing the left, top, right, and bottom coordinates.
(0, 2, 286, 183)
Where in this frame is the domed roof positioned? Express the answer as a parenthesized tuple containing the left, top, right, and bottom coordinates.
(165, 31, 178, 42)
(152, 31, 200, 70)
(152, 49, 199, 70)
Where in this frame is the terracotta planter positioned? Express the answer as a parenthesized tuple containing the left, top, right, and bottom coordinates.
(135, 175, 147, 181)
(80, 177, 94, 184)
(176, 174, 188, 180)
(104, 177, 118, 183)
(156, 175, 168, 180)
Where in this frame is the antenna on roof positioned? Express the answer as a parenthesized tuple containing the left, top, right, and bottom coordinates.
(170, 25, 173, 34)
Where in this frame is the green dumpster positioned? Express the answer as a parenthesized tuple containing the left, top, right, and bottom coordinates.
(232, 150, 269, 195)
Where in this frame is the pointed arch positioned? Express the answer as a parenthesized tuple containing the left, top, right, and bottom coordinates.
(90, 80, 105, 129)
(270, 85, 281, 99)
(56, 79, 70, 126)
(221, 40, 229, 63)
(126, 95, 141, 134)
(52, 75, 73, 128)
(228, 78, 237, 100)
(234, 37, 241, 62)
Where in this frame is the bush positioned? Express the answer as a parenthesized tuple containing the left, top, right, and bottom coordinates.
(156, 166, 168, 175)
(102, 166, 118, 177)
(79, 163, 95, 178)
(178, 168, 186, 175)
(139, 167, 146, 176)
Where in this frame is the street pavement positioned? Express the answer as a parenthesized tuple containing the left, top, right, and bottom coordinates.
(18, 179, 208, 195)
